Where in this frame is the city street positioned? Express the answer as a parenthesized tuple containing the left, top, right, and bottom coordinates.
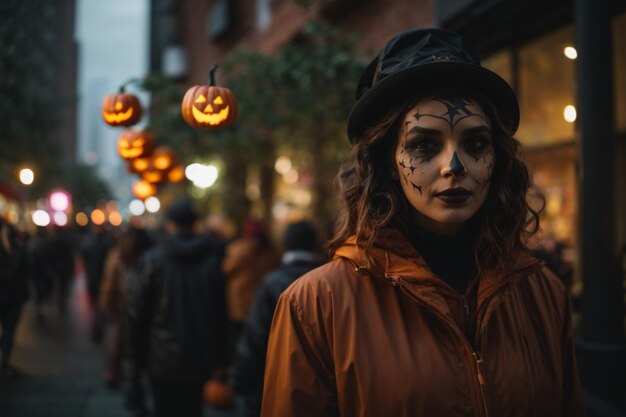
(0, 269, 235, 417)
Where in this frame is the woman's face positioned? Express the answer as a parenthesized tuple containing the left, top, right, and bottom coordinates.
(394, 97, 495, 235)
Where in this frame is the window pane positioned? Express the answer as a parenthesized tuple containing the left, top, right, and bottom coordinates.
(517, 25, 576, 147)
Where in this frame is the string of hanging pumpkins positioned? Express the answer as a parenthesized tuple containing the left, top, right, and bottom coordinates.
(101, 65, 237, 201)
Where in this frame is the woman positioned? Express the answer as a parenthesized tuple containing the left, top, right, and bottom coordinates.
(261, 28, 584, 417)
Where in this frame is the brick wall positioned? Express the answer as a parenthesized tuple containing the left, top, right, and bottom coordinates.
(176, 0, 435, 84)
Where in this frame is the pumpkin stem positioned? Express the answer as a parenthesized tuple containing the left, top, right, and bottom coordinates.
(208, 65, 218, 86)
(119, 78, 142, 93)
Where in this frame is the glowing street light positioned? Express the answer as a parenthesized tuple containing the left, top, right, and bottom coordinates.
(19, 168, 34, 185)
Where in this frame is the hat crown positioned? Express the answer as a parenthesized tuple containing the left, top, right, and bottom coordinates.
(347, 27, 519, 141)
(358, 28, 481, 100)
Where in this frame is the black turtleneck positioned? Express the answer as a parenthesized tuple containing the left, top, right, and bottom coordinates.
(404, 222, 478, 294)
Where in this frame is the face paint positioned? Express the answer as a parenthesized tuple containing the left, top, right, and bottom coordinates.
(448, 151, 466, 177)
(394, 97, 495, 235)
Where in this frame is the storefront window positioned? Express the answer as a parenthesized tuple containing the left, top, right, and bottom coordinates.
(482, 49, 512, 87)
(614, 12, 626, 132)
(517, 25, 576, 148)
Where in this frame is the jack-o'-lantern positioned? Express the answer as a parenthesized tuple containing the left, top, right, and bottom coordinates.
(167, 165, 185, 183)
(128, 155, 150, 174)
(181, 65, 237, 130)
(140, 147, 178, 184)
(132, 180, 157, 200)
(102, 87, 142, 127)
(117, 129, 155, 160)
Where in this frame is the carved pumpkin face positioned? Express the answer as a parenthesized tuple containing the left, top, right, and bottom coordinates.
(128, 155, 150, 174)
(132, 180, 157, 200)
(140, 147, 178, 184)
(102, 93, 142, 127)
(181, 85, 237, 130)
(117, 130, 155, 160)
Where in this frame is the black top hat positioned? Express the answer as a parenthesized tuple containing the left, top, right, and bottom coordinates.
(347, 28, 520, 142)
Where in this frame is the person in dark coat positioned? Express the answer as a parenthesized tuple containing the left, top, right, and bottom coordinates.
(48, 225, 75, 315)
(78, 224, 112, 342)
(0, 219, 29, 377)
(126, 198, 229, 417)
(230, 220, 325, 417)
(27, 226, 53, 323)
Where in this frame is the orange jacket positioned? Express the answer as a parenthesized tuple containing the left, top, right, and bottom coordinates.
(261, 228, 585, 417)
(222, 237, 280, 322)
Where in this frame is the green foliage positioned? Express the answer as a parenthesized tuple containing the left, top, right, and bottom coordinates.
(146, 20, 365, 225)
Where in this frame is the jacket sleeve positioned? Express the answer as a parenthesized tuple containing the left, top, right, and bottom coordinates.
(560, 290, 586, 417)
(261, 291, 339, 417)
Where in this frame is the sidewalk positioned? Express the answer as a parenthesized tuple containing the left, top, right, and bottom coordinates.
(0, 273, 130, 417)
(0, 273, 237, 417)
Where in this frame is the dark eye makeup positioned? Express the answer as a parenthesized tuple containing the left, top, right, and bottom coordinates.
(462, 135, 492, 154)
(404, 136, 441, 156)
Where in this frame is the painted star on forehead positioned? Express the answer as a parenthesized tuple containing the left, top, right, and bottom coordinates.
(412, 97, 481, 132)
(434, 97, 479, 130)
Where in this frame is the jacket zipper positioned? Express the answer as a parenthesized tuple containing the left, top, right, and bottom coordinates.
(395, 280, 491, 417)
(472, 351, 490, 417)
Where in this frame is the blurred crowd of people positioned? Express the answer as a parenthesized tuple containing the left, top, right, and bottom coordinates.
(0, 199, 326, 417)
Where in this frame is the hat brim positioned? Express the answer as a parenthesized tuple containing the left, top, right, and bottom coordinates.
(347, 61, 520, 142)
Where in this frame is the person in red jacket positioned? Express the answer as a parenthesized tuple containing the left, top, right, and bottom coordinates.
(261, 28, 585, 417)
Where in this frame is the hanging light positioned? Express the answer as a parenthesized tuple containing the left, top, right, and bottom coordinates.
(563, 105, 577, 123)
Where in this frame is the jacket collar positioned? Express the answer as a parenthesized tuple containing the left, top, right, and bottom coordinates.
(333, 227, 543, 319)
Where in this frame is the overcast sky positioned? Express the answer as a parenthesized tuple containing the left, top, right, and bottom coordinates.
(75, 0, 150, 203)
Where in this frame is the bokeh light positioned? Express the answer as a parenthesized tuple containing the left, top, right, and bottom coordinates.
(75, 212, 89, 227)
(19, 168, 34, 185)
(32, 210, 50, 227)
(133, 180, 157, 200)
(283, 169, 299, 184)
(274, 156, 292, 174)
(53, 211, 68, 226)
(91, 208, 106, 225)
(129, 199, 145, 216)
(563, 46, 578, 60)
(109, 211, 123, 226)
(563, 105, 577, 123)
(50, 190, 71, 212)
(185, 163, 218, 189)
(145, 196, 160, 213)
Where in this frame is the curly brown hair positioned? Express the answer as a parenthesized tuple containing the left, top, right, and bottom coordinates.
(329, 90, 542, 273)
